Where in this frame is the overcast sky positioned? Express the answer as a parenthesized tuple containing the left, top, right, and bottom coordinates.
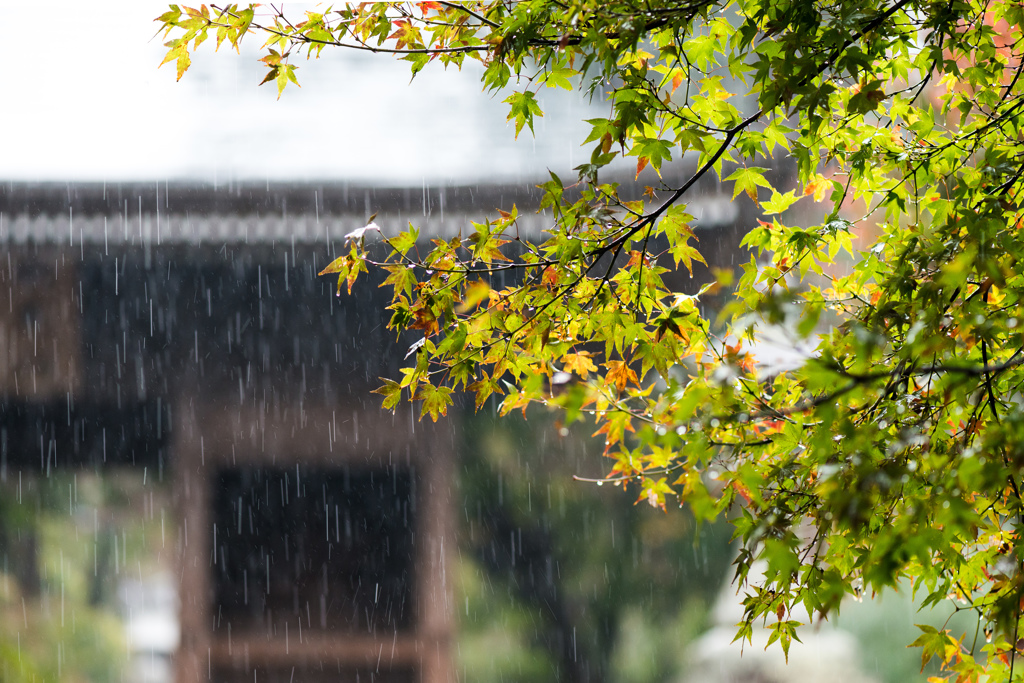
(1, 2, 604, 185)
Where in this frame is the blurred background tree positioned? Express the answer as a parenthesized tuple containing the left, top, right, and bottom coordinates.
(455, 407, 733, 683)
(0, 472, 159, 683)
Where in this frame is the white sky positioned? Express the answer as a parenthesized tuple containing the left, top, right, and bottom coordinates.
(1, 2, 604, 185)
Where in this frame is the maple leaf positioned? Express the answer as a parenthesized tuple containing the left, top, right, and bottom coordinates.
(725, 166, 772, 203)
(318, 255, 347, 276)
(467, 377, 500, 410)
(409, 304, 439, 335)
(318, 248, 366, 295)
(415, 383, 453, 421)
(503, 90, 544, 138)
(371, 378, 403, 410)
(637, 477, 673, 510)
(387, 20, 423, 50)
(636, 156, 649, 177)
(730, 480, 753, 504)
(592, 412, 636, 450)
(606, 360, 639, 394)
(803, 175, 832, 202)
(159, 40, 193, 81)
(457, 280, 491, 313)
(541, 265, 559, 288)
(382, 264, 417, 301)
(562, 352, 597, 378)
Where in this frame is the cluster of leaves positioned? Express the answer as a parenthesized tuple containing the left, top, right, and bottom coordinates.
(160, 1, 1024, 678)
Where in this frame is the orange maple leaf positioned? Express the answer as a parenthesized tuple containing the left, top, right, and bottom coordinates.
(636, 157, 649, 177)
(542, 265, 559, 288)
(606, 360, 638, 394)
(409, 306, 439, 336)
(624, 250, 650, 268)
(730, 480, 753, 503)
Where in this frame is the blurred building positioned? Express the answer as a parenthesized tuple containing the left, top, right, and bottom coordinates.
(0, 181, 502, 683)
(0, 178, 746, 683)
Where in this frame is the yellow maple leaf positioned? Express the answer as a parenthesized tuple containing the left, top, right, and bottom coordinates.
(563, 352, 597, 378)
(804, 175, 832, 202)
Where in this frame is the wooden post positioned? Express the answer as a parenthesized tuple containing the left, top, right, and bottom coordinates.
(174, 396, 213, 683)
(417, 417, 456, 683)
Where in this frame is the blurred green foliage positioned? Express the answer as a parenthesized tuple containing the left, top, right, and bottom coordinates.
(455, 408, 733, 683)
(0, 471, 167, 683)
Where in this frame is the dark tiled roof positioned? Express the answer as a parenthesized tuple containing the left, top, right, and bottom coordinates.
(0, 179, 737, 244)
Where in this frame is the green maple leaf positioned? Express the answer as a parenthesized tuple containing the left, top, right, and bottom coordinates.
(725, 166, 773, 203)
(503, 90, 544, 139)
